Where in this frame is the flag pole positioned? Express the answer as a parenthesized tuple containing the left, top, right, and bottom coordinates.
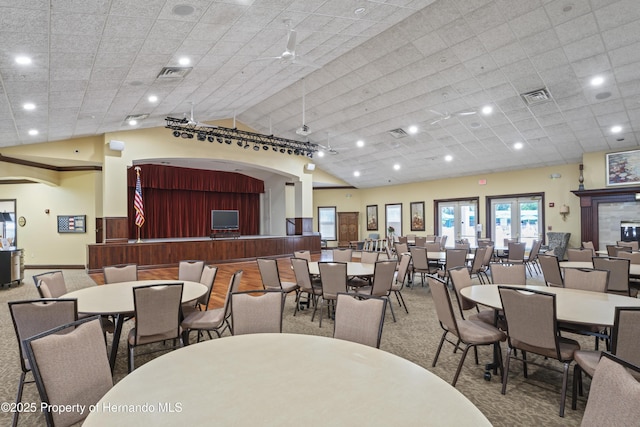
(134, 166, 144, 243)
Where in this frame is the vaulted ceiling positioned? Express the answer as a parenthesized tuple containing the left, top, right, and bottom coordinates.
(1, 0, 639, 188)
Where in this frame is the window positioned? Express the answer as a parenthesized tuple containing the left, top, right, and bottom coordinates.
(318, 206, 337, 241)
(436, 199, 479, 247)
(385, 203, 402, 237)
(488, 194, 543, 249)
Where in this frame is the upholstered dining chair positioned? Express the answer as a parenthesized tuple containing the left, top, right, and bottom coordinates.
(355, 260, 397, 322)
(572, 306, 640, 411)
(315, 262, 348, 327)
(293, 250, 312, 261)
(394, 242, 409, 256)
(230, 289, 285, 335)
(128, 283, 184, 372)
(181, 270, 243, 344)
(498, 286, 580, 417)
(436, 248, 467, 285)
(524, 239, 542, 276)
(616, 250, 640, 264)
(592, 256, 634, 297)
(256, 258, 299, 299)
(32, 270, 67, 298)
(409, 246, 434, 286)
(333, 293, 387, 348)
(8, 298, 78, 427)
(489, 263, 526, 285)
(506, 242, 526, 264)
(178, 259, 205, 282)
(538, 254, 564, 287)
(182, 265, 218, 317)
(24, 316, 112, 427)
(566, 248, 595, 262)
(414, 236, 427, 247)
(359, 251, 380, 264)
(390, 253, 411, 314)
(332, 248, 353, 262)
(582, 241, 596, 252)
(580, 352, 640, 427)
(429, 276, 506, 387)
(468, 246, 488, 283)
(617, 240, 639, 251)
(448, 266, 500, 327)
(606, 245, 631, 257)
(291, 257, 322, 316)
(103, 263, 138, 284)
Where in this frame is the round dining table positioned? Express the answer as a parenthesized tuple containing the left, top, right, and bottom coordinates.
(83, 333, 491, 426)
(63, 279, 206, 370)
(307, 261, 375, 277)
(460, 284, 640, 327)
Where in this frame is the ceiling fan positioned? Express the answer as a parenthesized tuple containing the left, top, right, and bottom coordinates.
(315, 134, 339, 155)
(184, 102, 217, 128)
(256, 20, 320, 69)
(429, 109, 476, 125)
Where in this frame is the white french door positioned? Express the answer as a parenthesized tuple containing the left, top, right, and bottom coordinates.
(436, 200, 478, 248)
(490, 196, 542, 249)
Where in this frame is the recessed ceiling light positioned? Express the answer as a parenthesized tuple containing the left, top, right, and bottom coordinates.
(15, 56, 31, 65)
(129, 119, 138, 126)
(28, 129, 38, 136)
(513, 142, 523, 150)
(353, 171, 360, 177)
(317, 151, 325, 158)
(481, 105, 493, 115)
(23, 103, 35, 110)
(356, 140, 364, 148)
(179, 57, 190, 66)
(354, 7, 366, 14)
(590, 76, 605, 86)
(393, 164, 400, 170)
(148, 95, 158, 103)
(611, 125, 622, 133)
(407, 125, 418, 134)
(445, 155, 453, 162)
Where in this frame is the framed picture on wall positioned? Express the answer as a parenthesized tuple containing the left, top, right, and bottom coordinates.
(366, 205, 378, 230)
(606, 149, 640, 186)
(410, 201, 425, 231)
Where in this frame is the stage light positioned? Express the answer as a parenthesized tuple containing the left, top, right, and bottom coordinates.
(244, 143, 250, 149)
(181, 132, 191, 138)
(207, 136, 215, 142)
(237, 141, 243, 147)
(253, 145, 260, 151)
(280, 148, 286, 153)
(197, 133, 206, 141)
(294, 149, 300, 155)
(173, 131, 181, 138)
(225, 138, 232, 144)
(217, 137, 223, 143)
(287, 149, 292, 155)
(272, 146, 277, 151)
(262, 145, 269, 150)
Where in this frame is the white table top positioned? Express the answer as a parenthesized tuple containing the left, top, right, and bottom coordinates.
(83, 333, 491, 426)
(63, 279, 206, 315)
(427, 251, 474, 261)
(460, 284, 640, 327)
(308, 261, 375, 277)
(559, 261, 640, 277)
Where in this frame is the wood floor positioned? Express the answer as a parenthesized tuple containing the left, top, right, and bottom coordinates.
(88, 252, 330, 310)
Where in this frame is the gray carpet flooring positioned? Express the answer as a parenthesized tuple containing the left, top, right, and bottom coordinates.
(0, 267, 593, 426)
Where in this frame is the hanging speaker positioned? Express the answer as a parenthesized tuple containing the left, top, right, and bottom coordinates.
(109, 140, 125, 151)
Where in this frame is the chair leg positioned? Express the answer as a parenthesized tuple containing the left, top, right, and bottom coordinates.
(560, 362, 569, 417)
(12, 371, 26, 427)
(452, 344, 472, 387)
(474, 346, 479, 364)
(522, 350, 528, 378)
(387, 297, 396, 322)
(396, 291, 409, 313)
(501, 346, 512, 395)
(128, 345, 135, 373)
(572, 363, 582, 410)
(182, 330, 191, 346)
(432, 331, 448, 367)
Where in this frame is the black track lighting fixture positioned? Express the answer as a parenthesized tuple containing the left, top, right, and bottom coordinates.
(262, 145, 269, 151)
(207, 136, 215, 142)
(173, 131, 181, 137)
(197, 133, 206, 141)
(237, 141, 243, 147)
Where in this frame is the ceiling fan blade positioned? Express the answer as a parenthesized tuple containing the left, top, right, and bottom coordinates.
(286, 29, 297, 54)
(254, 56, 284, 61)
(458, 111, 477, 116)
(429, 109, 445, 117)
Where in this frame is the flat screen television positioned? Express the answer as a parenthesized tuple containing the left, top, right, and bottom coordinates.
(211, 210, 239, 230)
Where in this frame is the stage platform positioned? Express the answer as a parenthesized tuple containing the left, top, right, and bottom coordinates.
(87, 234, 321, 273)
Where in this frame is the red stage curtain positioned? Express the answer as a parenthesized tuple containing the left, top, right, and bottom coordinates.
(127, 165, 263, 239)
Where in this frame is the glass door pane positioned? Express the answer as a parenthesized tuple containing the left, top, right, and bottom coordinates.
(437, 200, 478, 248)
(519, 200, 540, 248)
(491, 196, 542, 250)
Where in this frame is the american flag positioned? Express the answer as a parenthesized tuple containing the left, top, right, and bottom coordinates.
(134, 168, 145, 227)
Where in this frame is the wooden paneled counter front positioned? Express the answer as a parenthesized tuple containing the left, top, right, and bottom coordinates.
(87, 234, 321, 273)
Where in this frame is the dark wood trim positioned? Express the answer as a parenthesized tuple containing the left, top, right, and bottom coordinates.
(0, 154, 102, 172)
(572, 187, 640, 249)
(86, 234, 321, 273)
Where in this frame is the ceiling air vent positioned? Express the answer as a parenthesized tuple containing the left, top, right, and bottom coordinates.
(157, 67, 192, 79)
(388, 128, 409, 139)
(125, 114, 149, 122)
(520, 87, 552, 105)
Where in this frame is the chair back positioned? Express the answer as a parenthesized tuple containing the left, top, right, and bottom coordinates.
(291, 257, 314, 292)
(498, 286, 560, 357)
(507, 242, 526, 263)
(132, 283, 183, 345)
(582, 241, 595, 251)
(293, 250, 311, 261)
(567, 248, 594, 262)
(428, 276, 459, 336)
(612, 307, 640, 365)
(333, 293, 387, 348)
(103, 264, 138, 284)
(409, 246, 429, 270)
(426, 235, 437, 242)
(360, 251, 380, 264)
(393, 254, 411, 287)
(617, 240, 639, 251)
(477, 239, 493, 248)
(482, 244, 495, 267)
(563, 268, 609, 292)
(414, 236, 427, 247)
(439, 235, 448, 249)
(538, 254, 564, 287)
(24, 317, 112, 427)
(454, 242, 470, 252)
(581, 353, 640, 427)
(178, 260, 205, 282)
(257, 258, 283, 289)
(370, 260, 397, 297)
(528, 239, 542, 261)
(592, 257, 630, 295)
(221, 270, 243, 320)
(490, 263, 526, 285)
(9, 299, 78, 373)
(616, 250, 640, 264)
(445, 248, 467, 271)
(196, 265, 217, 307)
(469, 247, 487, 274)
(397, 236, 408, 244)
(394, 242, 409, 255)
(425, 241, 441, 252)
(231, 289, 285, 335)
(607, 245, 631, 257)
(33, 271, 67, 298)
(448, 266, 476, 314)
(318, 262, 348, 299)
(332, 248, 353, 262)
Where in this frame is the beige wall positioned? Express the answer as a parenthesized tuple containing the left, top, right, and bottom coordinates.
(314, 164, 582, 249)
